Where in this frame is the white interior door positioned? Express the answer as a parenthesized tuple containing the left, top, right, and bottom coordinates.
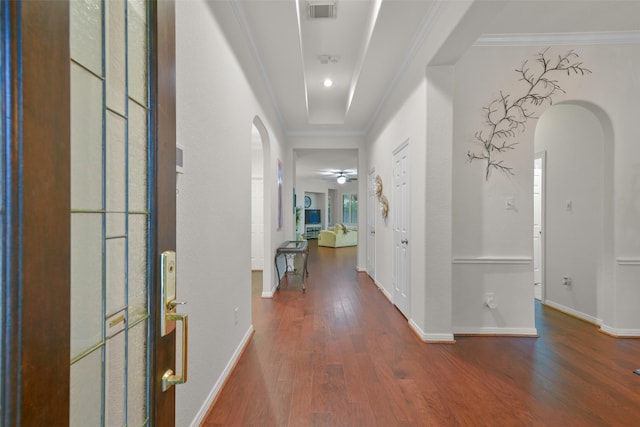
(393, 143, 410, 317)
(533, 153, 544, 301)
(367, 169, 376, 280)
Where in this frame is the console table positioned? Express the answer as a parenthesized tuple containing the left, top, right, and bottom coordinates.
(305, 224, 321, 239)
(274, 240, 309, 292)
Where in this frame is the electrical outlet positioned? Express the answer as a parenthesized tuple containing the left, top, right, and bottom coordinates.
(485, 292, 497, 309)
(234, 307, 239, 325)
(562, 276, 572, 286)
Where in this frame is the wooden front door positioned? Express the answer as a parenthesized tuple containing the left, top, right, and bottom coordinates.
(1, 1, 178, 425)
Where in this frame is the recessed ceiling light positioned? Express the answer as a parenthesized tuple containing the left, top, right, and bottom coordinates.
(323, 78, 333, 88)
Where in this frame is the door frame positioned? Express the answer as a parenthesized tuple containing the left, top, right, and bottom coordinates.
(392, 141, 410, 318)
(367, 168, 376, 281)
(534, 151, 546, 304)
(152, 1, 178, 424)
(3, 1, 71, 424)
(2, 1, 177, 425)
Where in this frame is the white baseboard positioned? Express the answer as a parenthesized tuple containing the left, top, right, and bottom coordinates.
(189, 325, 254, 427)
(356, 266, 366, 272)
(453, 326, 538, 336)
(544, 299, 602, 326)
(409, 319, 456, 343)
(261, 280, 280, 298)
(600, 324, 640, 337)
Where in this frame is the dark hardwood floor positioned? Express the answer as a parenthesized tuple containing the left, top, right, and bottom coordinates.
(203, 240, 640, 426)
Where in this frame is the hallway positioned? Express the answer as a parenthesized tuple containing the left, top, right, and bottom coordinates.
(203, 242, 640, 426)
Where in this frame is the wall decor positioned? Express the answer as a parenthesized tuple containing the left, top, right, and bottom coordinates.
(374, 175, 389, 219)
(467, 48, 591, 180)
(375, 175, 383, 199)
(380, 195, 389, 219)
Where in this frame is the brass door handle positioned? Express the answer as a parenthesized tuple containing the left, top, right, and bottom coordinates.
(162, 312, 188, 392)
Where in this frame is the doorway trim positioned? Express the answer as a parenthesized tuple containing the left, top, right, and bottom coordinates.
(533, 151, 546, 304)
(252, 116, 273, 298)
(367, 167, 376, 281)
(392, 140, 410, 318)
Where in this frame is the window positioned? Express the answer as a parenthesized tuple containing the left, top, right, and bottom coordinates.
(342, 194, 357, 224)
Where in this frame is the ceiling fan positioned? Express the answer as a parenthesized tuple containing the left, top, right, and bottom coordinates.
(329, 170, 357, 184)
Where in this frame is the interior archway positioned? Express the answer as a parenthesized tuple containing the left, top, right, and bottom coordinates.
(533, 101, 614, 326)
(251, 116, 272, 296)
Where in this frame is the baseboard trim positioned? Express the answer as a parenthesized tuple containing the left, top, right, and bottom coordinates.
(452, 256, 532, 265)
(544, 300, 602, 326)
(599, 324, 640, 338)
(409, 319, 456, 343)
(261, 280, 280, 298)
(453, 327, 538, 336)
(189, 325, 255, 427)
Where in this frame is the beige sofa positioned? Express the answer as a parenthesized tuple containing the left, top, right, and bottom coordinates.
(318, 225, 357, 247)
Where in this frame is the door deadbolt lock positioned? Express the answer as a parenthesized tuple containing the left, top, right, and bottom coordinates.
(160, 251, 179, 336)
(160, 251, 189, 392)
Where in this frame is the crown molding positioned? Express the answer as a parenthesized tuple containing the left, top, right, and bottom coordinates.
(364, 0, 445, 134)
(231, 0, 288, 132)
(233, 0, 446, 138)
(475, 31, 640, 47)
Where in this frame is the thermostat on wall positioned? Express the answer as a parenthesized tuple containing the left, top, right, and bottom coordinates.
(176, 143, 185, 174)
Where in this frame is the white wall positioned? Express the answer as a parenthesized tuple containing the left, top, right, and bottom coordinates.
(174, 3, 640, 424)
(452, 43, 640, 335)
(367, 40, 640, 339)
(452, 46, 538, 334)
(175, 1, 286, 425)
(366, 78, 428, 333)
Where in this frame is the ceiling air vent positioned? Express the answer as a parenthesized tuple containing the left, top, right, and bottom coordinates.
(308, 2, 337, 19)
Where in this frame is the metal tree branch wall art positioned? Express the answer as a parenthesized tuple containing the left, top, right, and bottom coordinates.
(467, 48, 591, 180)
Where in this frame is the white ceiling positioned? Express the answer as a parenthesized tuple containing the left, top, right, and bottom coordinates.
(234, 0, 438, 134)
(295, 148, 358, 182)
(230, 0, 640, 180)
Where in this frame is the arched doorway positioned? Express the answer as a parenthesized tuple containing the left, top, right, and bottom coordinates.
(251, 117, 273, 296)
(533, 102, 614, 326)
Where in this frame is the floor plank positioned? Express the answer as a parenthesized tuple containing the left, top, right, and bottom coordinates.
(204, 241, 640, 426)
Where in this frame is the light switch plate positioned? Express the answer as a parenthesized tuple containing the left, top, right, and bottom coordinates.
(505, 197, 515, 210)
